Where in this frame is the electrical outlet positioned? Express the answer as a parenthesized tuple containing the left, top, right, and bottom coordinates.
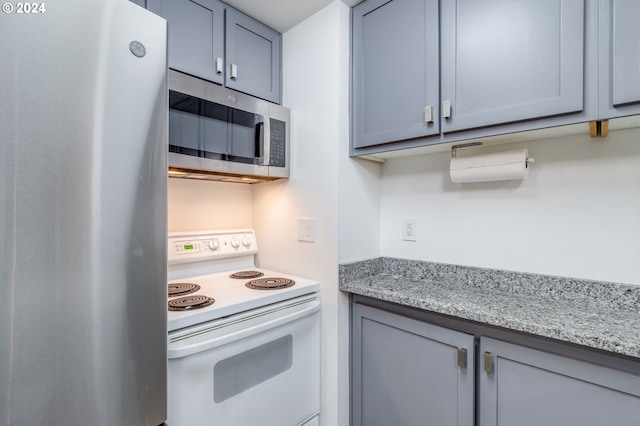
(402, 218, 417, 241)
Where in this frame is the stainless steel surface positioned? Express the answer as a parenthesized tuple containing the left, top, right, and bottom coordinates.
(168, 69, 290, 181)
(450, 141, 483, 157)
(0, 1, 168, 425)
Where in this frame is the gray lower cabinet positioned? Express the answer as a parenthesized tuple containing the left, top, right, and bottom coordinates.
(147, 0, 281, 103)
(352, 303, 475, 426)
(351, 0, 440, 149)
(440, 0, 584, 133)
(599, 0, 640, 119)
(480, 337, 640, 426)
(351, 297, 640, 425)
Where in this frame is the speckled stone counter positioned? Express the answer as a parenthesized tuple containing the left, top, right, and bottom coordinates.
(339, 257, 640, 358)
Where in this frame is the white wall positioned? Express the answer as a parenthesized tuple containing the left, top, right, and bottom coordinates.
(338, 155, 382, 262)
(167, 178, 253, 232)
(380, 130, 640, 285)
(252, 2, 351, 425)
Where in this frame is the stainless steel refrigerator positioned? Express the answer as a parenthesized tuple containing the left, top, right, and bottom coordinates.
(0, 1, 168, 425)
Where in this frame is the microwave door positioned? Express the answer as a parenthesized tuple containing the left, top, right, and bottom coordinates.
(228, 108, 264, 165)
(169, 92, 202, 156)
(202, 101, 230, 160)
(169, 91, 229, 160)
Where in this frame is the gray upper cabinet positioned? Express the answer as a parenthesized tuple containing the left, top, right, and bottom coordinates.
(480, 337, 640, 426)
(225, 8, 281, 104)
(147, 0, 281, 103)
(351, 0, 440, 149)
(350, 0, 597, 156)
(147, 0, 225, 85)
(440, 0, 585, 133)
(352, 303, 474, 426)
(599, 0, 640, 119)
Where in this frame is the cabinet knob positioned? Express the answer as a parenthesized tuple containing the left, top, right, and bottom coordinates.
(443, 100, 452, 119)
(216, 57, 223, 74)
(230, 63, 238, 80)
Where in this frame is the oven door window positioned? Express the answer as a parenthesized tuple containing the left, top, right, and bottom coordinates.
(214, 335, 292, 403)
(169, 90, 264, 164)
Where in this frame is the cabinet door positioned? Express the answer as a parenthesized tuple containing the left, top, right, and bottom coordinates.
(440, 0, 584, 133)
(599, 0, 640, 118)
(351, 0, 440, 149)
(147, 0, 225, 85)
(225, 8, 281, 104)
(479, 337, 640, 426)
(352, 304, 474, 426)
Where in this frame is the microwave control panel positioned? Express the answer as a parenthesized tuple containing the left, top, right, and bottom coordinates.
(269, 118, 286, 167)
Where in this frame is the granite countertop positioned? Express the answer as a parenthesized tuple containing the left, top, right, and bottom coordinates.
(339, 258, 640, 358)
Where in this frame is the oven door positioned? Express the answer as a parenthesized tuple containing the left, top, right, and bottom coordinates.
(167, 294, 320, 426)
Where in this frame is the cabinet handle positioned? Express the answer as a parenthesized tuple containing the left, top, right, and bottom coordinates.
(442, 100, 451, 119)
(457, 348, 467, 369)
(216, 57, 223, 74)
(230, 64, 238, 80)
(424, 105, 434, 123)
(483, 351, 493, 374)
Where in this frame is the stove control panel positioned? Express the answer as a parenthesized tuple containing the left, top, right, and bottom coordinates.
(167, 229, 258, 265)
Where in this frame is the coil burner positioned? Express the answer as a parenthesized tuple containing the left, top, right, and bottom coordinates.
(168, 282, 201, 298)
(168, 295, 215, 311)
(246, 277, 295, 290)
(229, 270, 264, 279)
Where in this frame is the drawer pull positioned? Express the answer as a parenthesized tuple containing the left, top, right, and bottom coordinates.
(457, 348, 467, 368)
(442, 100, 451, 119)
(483, 351, 493, 374)
(424, 105, 434, 123)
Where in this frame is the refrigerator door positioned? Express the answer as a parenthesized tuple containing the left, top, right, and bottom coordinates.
(0, 1, 168, 425)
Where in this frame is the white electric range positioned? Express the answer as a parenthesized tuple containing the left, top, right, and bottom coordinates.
(167, 229, 320, 426)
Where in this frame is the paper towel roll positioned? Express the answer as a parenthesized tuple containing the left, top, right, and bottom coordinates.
(450, 148, 529, 183)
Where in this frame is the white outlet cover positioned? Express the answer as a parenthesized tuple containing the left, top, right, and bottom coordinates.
(402, 218, 417, 242)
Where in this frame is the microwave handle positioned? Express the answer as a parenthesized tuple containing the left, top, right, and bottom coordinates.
(255, 121, 265, 164)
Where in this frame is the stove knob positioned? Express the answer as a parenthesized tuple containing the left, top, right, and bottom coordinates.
(230, 237, 240, 249)
(242, 236, 252, 248)
(208, 239, 219, 251)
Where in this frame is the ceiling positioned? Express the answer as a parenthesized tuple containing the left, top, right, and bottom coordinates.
(223, 0, 363, 33)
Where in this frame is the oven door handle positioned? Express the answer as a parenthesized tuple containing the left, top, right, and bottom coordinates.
(168, 298, 320, 359)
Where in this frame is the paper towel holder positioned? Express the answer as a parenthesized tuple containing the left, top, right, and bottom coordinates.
(451, 142, 535, 167)
(451, 142, 483, 157)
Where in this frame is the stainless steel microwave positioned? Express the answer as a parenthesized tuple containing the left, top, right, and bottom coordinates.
(167, 70, 290, 183)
